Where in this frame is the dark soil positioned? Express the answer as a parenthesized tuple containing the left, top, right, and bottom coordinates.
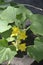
(13, 0, 43, 8)
(31, 60, 43, 65)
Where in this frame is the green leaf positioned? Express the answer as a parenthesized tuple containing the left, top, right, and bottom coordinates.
(0, 0, 4, 4)
(0, 0, 12, 4)
(16, 13, 23, 20)
(0, 10, 3, 14)
(30, 14, 43, 35)
(1, 29, 12, 38)
(0, 3, 10, 9)
(0, 47, 16, 63)
(0, 38, 17, 63)
(7, 37, 15, 42)
(0, 38, 8, 47)
(0, 20, 11, 33)
(8, 45, 16, 51)
(27, 37, 43, 62)
(0, 6, 21, 23)
(0, 6, 32, 28)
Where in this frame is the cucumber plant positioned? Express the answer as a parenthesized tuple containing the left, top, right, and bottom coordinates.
(0, 0, 43, 64)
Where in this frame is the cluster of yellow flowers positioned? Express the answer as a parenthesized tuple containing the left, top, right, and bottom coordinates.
(11, 26, 27, 51)
(11, 26, 27, 40)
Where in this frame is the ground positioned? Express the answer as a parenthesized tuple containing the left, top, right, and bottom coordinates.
(2, 55, 34, 65)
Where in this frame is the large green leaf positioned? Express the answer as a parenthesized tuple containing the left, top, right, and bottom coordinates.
(0, 6, 32, 27)
(0, 38, 17, 63)
(27, 37, 43, 62)
(0, 6, 16, 23)
(0, 47, 16, 63)
(0, 6, 25, 23)
(0, 20, 11, 33)
(30, 14, 43, 35)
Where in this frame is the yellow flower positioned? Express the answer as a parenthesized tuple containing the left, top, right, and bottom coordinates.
(19, 31, 27, 40)
(18, 43, 26, 51)
(11, 26, 20, 36)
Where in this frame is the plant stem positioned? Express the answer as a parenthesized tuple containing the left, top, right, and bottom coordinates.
(7, 60, 11, 65)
